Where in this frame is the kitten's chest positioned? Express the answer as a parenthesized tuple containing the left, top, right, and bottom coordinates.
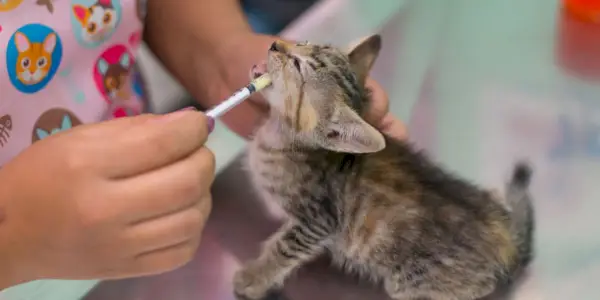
(246, 140, 313, 205)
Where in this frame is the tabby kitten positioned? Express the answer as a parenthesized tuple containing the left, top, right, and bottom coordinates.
(235, 35, 535, 300)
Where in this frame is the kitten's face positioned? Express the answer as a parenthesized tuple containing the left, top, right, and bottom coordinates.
(257, 35, 386, 154)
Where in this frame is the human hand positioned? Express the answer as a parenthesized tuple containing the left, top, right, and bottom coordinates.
(0, 111, 214, 285)
(192, 33, 406, 140)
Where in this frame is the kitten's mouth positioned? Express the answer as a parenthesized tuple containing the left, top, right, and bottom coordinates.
(251, 60, 268, 79)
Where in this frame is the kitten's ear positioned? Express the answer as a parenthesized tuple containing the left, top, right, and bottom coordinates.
(43, 33, 57, 53)
(119, 53, 131, 68)
(97, 58, 109, 75)
(15, 32, 31, 52)
(321, 106, 385, 153)
(72, 5, 89, 25)
(36, 128, 49, 140)
(346, 34, 382, 84)
(61, 115, 72, 130)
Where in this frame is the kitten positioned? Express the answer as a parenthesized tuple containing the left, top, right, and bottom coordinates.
(14, 32, 56, 85)
(235, 35, 535, 300)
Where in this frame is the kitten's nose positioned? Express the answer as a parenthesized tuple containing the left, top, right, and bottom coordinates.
(269, 41, 287, 53)
(269, 41, 280, 52)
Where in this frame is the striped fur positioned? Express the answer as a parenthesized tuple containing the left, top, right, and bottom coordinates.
(234, 35, 535, 300)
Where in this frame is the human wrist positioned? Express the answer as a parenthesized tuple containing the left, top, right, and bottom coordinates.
(191, 32, 275, 88)
(185, 32, 266, 107)
(144, 0, 255, 99)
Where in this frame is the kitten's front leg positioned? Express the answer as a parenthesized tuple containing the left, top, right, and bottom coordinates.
(234, 220, 327, 300)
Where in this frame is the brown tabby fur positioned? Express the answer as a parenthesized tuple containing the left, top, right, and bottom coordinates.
(235, 35, 535, 300)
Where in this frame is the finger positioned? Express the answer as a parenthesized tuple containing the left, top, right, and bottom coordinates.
(363, 78, 389, 125)
(101, 111, 210, 178)
(98, 113, 157, 128)
(91, 114, 158, 133)
(124, 195, 211, 256)
(63, 114, 157, 138)
(379, 113, 408, 140)
(128, 237, 201, 277)
(109, 146, 214, 223)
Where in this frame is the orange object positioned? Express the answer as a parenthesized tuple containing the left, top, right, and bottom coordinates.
(557, 1, 600, 82)
(563, 0, 600, 23)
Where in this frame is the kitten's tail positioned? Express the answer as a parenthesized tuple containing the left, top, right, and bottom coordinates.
(505, 162, 535, 275)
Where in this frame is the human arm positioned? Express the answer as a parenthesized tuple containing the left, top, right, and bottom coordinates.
(144, 0, 269, 138)
(144, 0, 407, 140)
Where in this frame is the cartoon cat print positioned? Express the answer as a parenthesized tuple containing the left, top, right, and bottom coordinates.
(35, 114, 74, 140)
(97, 52, 133, 102)
(72, 0, 118, 43)
(0, 0, 17, 6)
(36, 0, 54, 13)
(14, 32, 57, 86)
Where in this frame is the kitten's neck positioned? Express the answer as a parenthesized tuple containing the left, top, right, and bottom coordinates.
(254, 113, 316, 151)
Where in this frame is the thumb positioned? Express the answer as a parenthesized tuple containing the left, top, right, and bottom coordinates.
(65, 114, 160, 138)
(94, 108, 197, 132)
(100, 114, 158, 129)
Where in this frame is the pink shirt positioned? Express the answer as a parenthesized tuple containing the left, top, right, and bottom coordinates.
(0, 0, 146, 166)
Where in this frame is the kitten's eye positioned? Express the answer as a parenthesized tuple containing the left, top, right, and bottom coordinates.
(36, 57, 47, 68)
(327, 130, 340, 138)
(293, 58, 301, 71)
(21, 57, 30, 68)
(87, 22, 97, 33)
(103, 12, 112, 24)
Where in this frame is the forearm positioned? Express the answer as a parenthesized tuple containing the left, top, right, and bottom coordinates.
(144, 0, 253, 95)
(0, 187, 25, 290)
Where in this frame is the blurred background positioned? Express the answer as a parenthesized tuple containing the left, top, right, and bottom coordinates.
(3, 0, 600, 299)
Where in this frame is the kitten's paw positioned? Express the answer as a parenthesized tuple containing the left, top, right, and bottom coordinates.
(234, 289, 289, 300)
(233, 264, 275, 300)
(250, 61, 268, 80)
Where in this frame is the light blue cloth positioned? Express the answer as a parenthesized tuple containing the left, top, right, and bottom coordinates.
(242, 3, 284, 34)
(242, 0, 319, 34)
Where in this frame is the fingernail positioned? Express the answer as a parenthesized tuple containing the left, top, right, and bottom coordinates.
(207, 117, 215, 133)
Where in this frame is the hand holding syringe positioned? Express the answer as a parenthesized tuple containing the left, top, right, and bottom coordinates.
(205, 74, 272, 119)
